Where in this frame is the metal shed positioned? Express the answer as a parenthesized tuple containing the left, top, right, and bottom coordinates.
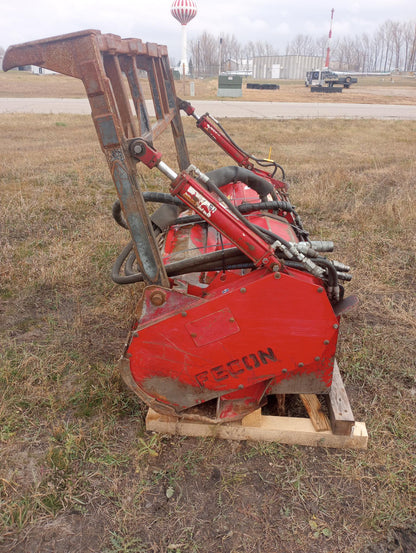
(252, 55, 323, 80)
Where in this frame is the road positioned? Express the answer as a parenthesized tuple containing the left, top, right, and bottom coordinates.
(1, 97, 416, 120)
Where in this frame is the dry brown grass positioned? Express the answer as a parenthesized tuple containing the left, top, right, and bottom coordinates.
(0, 113, 415, 553)
(1, 69, 416, 104)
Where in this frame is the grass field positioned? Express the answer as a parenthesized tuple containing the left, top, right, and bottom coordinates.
(0, 104, 415, 552)
(1, 70, 416, 105)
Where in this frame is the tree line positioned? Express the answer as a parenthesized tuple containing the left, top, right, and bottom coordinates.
(189, 20, 416, 76)
(189, 33, 277, 77)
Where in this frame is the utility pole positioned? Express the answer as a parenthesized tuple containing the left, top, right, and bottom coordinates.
(324, 8, 334, 69)
(218, 37, 223, 75)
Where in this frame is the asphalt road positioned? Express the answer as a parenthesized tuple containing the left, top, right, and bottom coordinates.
(1, 97, 416, 120)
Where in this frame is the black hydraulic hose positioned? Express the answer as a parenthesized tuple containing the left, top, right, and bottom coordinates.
(142, 192, 184, 207)
(114, 235, 342, 288)
(112, 169, 289, 246)
(112, 188, 290, 233)
(251, 223, 292, 248)
(112, 241, 139, 284)
(125, 249, 138, 276)
(112, 178, 285, 231)
(112, 200, 129, 229)
(202, 176, 274, 246)
(168, 201, 295, 227)
(112, 169, 297, 282)
(239, 200, 294, 213)
(208, 116, 286, 180)
(111, 244, 253, 284)
(205, 166, 278, 202)
(112, 194, 186, 233)
(314, 257, 339, 289)
(115, 242, 342, 287)
(112, 194, 289, 284)
(279, 260, 344, 302)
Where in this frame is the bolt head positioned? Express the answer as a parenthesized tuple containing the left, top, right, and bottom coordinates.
(149, 290, 166, 306)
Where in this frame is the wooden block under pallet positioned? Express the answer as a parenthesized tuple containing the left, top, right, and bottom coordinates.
(146, 408, 368, 450)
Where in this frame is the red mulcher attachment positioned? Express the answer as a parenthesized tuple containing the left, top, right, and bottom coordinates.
(3, 30, 357, 423)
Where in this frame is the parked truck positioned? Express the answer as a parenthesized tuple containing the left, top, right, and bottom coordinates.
(305, 70, 358, 89)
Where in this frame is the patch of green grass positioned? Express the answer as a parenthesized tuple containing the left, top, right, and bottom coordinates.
(103, 531, 146, 553)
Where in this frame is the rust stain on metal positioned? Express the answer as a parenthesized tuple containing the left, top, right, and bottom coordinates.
(3, 29, 190, 287)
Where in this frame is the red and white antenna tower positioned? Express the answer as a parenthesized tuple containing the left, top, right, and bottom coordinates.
(171, 0, 197, 75)
(324, 8, 334, 69)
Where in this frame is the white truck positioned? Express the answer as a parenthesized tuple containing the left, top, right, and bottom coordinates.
(305, 70, 357, 89)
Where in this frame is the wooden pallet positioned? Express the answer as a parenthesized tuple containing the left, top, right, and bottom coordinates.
(146, 361, 368, 450)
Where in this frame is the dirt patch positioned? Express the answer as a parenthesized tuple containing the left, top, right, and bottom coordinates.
(1, 513, 106, 553)
(365, 527, 416, 553)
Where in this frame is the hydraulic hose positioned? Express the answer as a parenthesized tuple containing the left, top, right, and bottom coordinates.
(112, 186, 290, 234)
(201, 174, 276, 246)
(168, 201, 295, 227)
(111, 244, 252, 284)
(111, 169, 316, 284)
(314, 257, 340, 301)
(112, 194, 186, 234)
(112, 236, 344, 304)
(112, 200, 129, 229)
(204, 114, 286, 180)
(205, 166, 279, 202)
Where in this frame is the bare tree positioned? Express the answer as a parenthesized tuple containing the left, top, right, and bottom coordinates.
(189, 20, 416, 77)
(219, 33, 242, 70)
(243, 40, 277, 58)
(331, 20, 416, 72)
(190, 32, 218, 76)
(190, 33, 278, 76)
(286, 34, 315, 56)
(402, 21, 416, 70)
(390, 21, 404, 70)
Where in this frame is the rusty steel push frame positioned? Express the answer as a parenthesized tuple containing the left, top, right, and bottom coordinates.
(4, 29, 190, 287)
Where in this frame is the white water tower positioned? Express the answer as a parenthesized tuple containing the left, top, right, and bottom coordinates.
(171, 0, 197, 75)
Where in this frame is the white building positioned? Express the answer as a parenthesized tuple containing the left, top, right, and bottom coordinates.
(252, 55, 323, 80)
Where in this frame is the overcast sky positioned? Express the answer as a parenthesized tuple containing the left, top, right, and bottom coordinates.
(1, 0, 415, 62)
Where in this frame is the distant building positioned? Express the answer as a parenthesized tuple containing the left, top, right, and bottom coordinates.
(252, 55, 323, 80)
(222, 58, 253, 76)
(2, 63, 55, 74)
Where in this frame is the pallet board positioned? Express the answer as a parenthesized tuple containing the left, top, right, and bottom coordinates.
(145, 360, 368, 449)
(299, 393, 332, 432)
(328, 360, 356, 435)
(146, 408, 368, 450)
